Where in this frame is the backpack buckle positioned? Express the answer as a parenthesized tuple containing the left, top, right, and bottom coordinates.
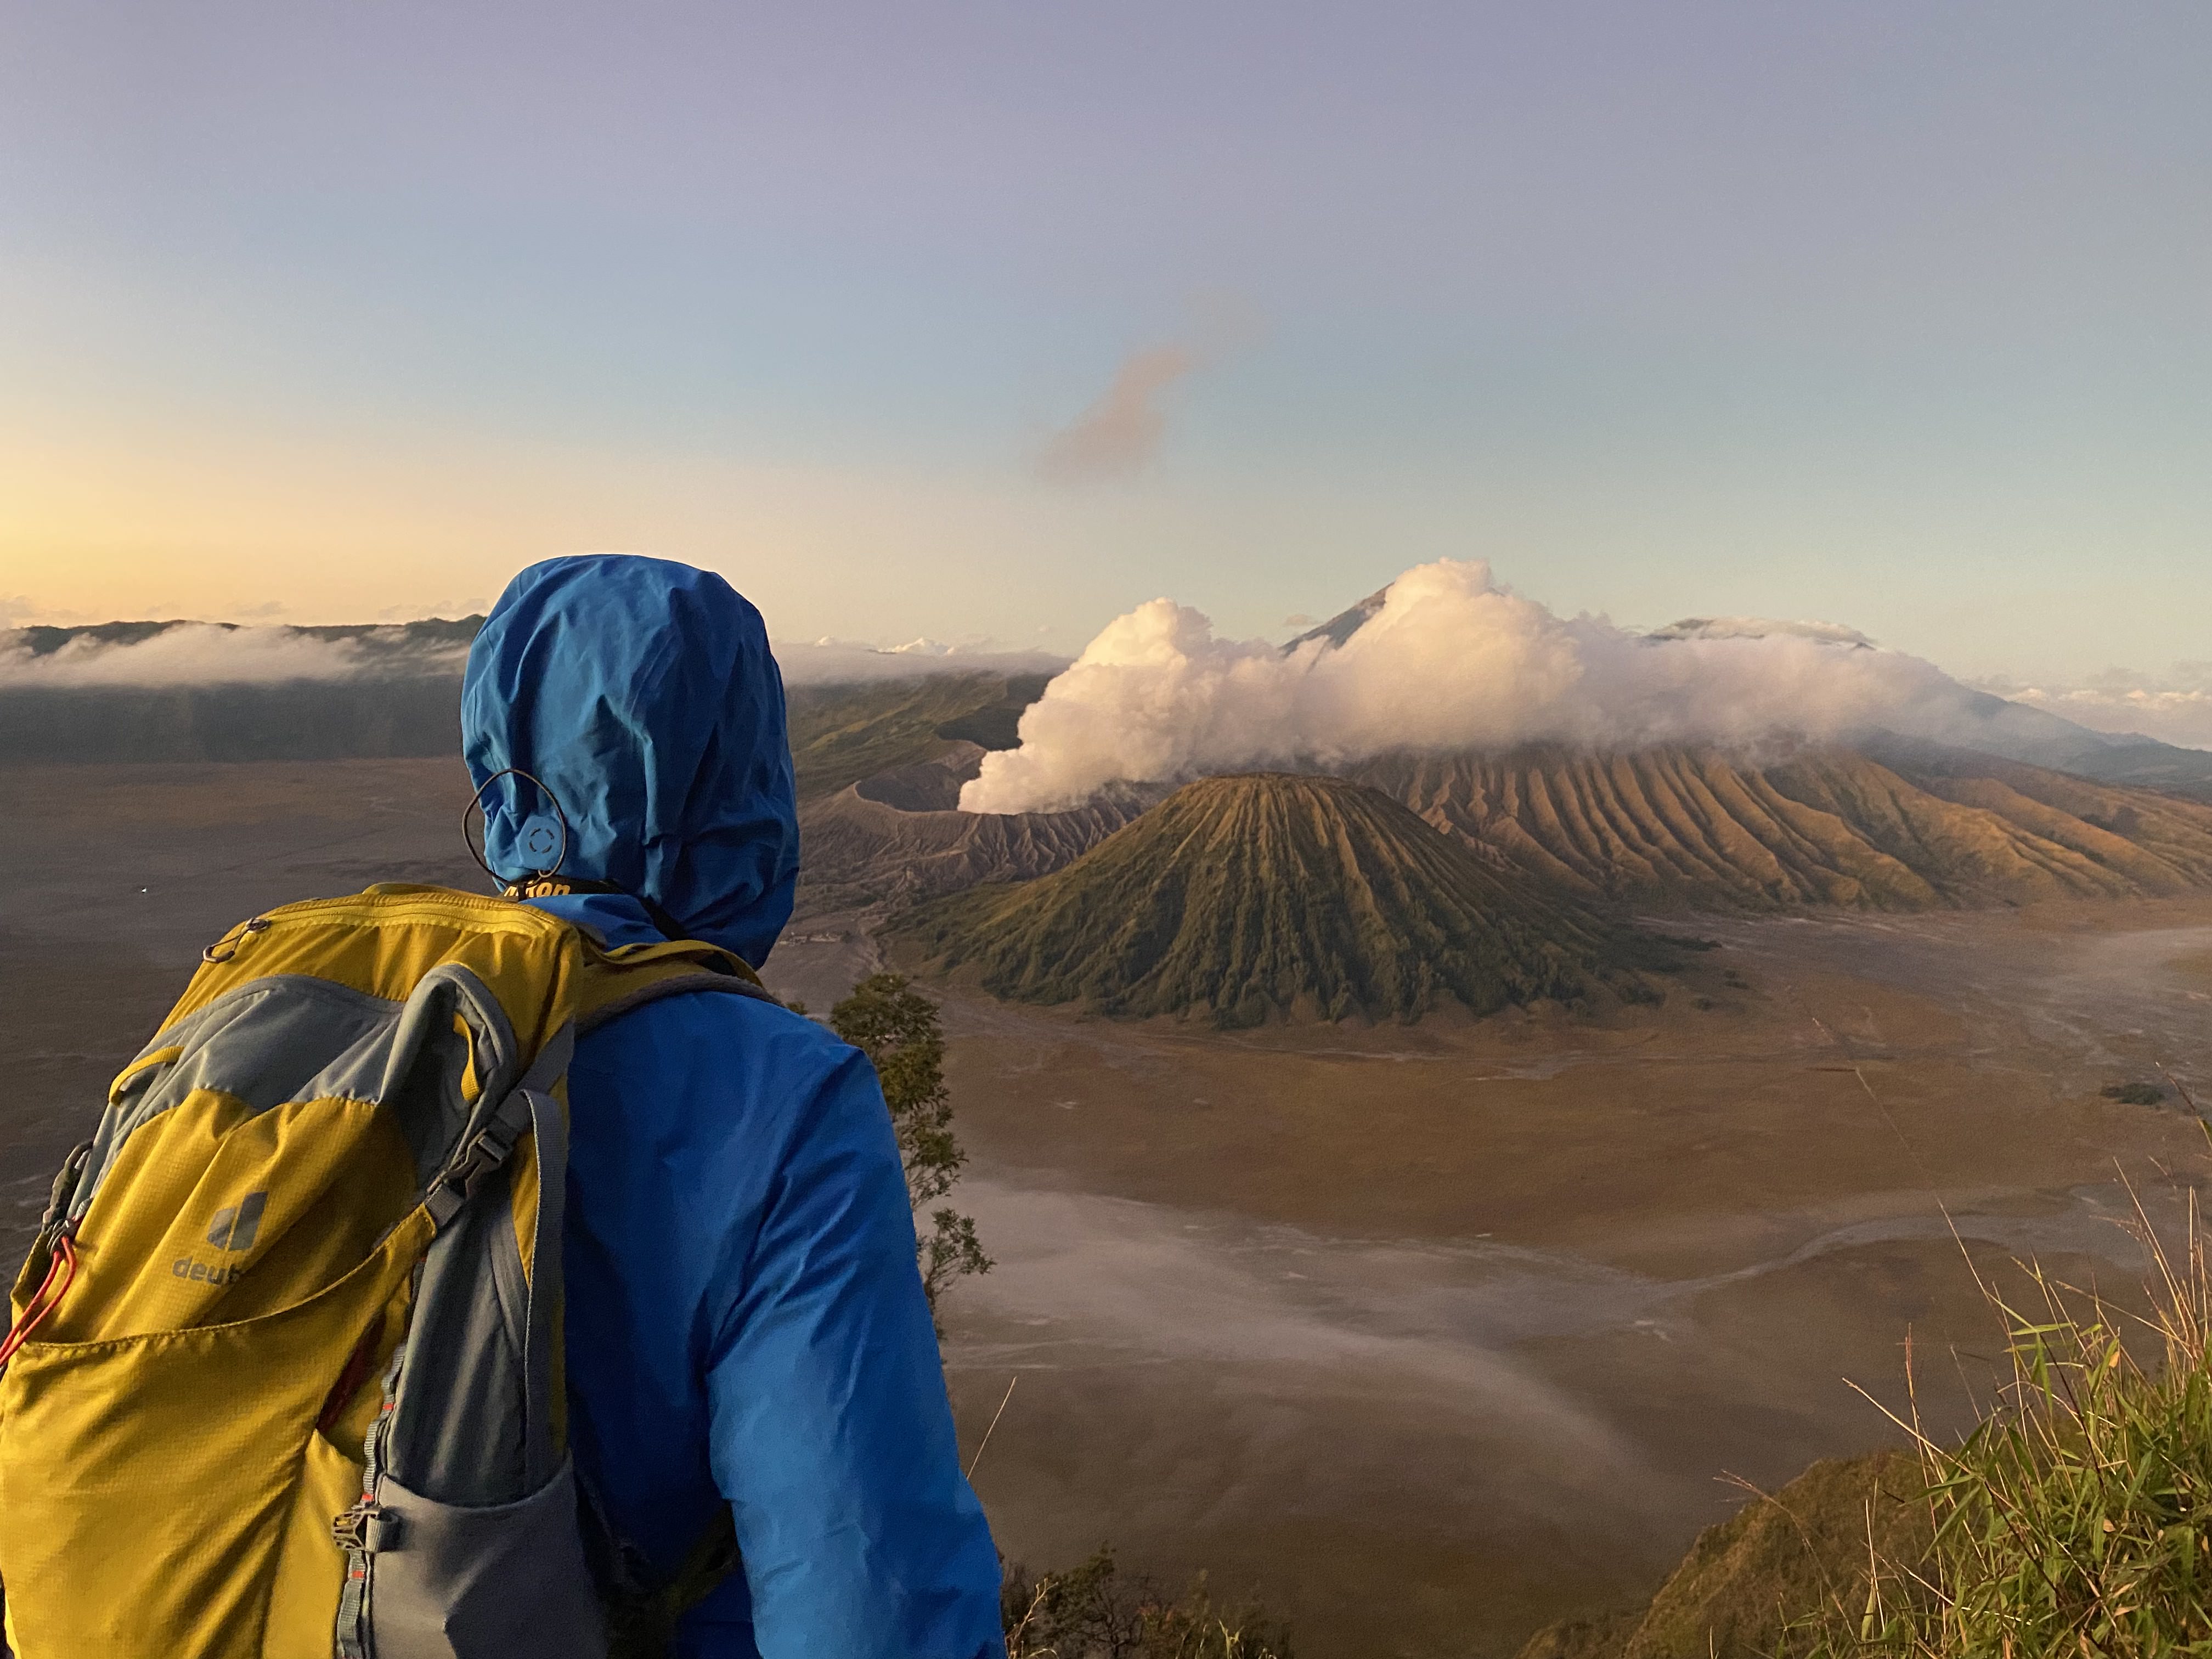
(426, 1119, 523, 1225)
(450, 1121, 517, 1195)
(331, 1503, 404, 1553)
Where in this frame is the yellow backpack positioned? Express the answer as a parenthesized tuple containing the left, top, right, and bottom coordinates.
(0, 884, 761, 1658)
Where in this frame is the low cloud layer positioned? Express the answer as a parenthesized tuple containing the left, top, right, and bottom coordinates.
(0, 624, 467, 687)
(0, 619, 1066, 692)
(961, 560, 1999, 814)
(1978, 665, 2212, 752)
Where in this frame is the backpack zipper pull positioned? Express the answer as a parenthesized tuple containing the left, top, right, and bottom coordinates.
(201, 916, 272, 964)
(0, 1222, 80, 1370)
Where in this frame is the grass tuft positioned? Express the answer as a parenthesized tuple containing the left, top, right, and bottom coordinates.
(1786, 1178, 2212, 1657)
(1002, 1548, 1290, 1659)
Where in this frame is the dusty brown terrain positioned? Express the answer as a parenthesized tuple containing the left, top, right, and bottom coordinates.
(7, 760, 2211, 1658)
(909, 902, 2212, 1657)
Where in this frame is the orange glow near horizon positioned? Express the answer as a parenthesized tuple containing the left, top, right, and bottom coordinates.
(0, 425, 1076, 634)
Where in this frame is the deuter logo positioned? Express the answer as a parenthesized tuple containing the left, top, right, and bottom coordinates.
(206, 1189, 268, 1252)
(172, 1257, 247, 1285)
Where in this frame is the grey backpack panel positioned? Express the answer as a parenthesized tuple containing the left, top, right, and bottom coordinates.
(357, 1457, 608, 1659)
(82, 980, 395, 1207)
(383, 1020, 571, 1506)
(382, 1161, 533, 1504)
(76, 966, 527, 1226)
(338, 1031, 607, 1659)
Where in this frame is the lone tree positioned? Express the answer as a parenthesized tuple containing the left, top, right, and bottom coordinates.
(829, 972, 991, 1323)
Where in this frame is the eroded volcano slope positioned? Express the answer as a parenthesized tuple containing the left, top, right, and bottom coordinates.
(1350, 743, 2212, 910)
(895, 772, 1676, 1024)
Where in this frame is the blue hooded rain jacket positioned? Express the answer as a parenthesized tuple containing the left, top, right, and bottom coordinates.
(460, 555, 1003, 1659)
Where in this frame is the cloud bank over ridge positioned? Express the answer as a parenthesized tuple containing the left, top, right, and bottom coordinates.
(0, 624, 470, 687)
(775, 638, 1069, 685)
(961, 560, 2071, 814)
(0, 619, 1066, 691)
(1976, 672, 2212, 752)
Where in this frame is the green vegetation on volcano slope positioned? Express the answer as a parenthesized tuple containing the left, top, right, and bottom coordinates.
(895, 772, 1685, 1025)
(786, 673, 1050, 800)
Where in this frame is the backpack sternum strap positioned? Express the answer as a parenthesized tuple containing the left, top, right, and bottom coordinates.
(424, 1091, 532, 1230)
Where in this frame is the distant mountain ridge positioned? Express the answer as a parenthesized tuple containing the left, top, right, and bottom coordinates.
(1287, 592, 2212, 800)
(0, 630, 1046, 768)
(807, 726, 2212, 924)
(12, 611, 2210, 818)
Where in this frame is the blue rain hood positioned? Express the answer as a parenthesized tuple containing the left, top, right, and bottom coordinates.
(461, 555, 800, 966)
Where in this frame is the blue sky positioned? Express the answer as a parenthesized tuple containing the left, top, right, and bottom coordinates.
(1, 1, 2207, 683)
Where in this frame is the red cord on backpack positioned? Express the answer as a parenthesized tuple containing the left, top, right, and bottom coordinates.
(0, 1234, 80, 1369)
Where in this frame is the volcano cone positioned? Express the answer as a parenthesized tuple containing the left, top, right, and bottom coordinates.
(895, 772, 1668, 1025)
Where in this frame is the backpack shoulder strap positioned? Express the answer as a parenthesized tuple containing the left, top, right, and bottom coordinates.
(579, 1468, 742, 1659)
(577, 936, 779, 1032)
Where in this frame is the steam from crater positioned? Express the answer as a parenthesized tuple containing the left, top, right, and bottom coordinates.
(961, 560, 1968, 814)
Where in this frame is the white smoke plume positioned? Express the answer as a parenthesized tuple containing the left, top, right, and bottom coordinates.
(1032, 300, 1261, 486)
(961, 560, 1985, 814)
(1035, 344, 1197, 484)
(0, 624, 468, 687)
